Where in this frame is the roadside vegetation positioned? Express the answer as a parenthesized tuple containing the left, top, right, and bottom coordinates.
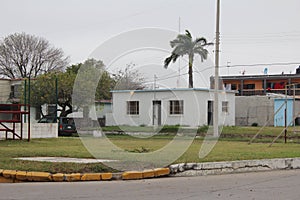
(1, 126, 300, 173)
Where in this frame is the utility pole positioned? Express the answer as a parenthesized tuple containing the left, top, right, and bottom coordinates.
(213, 0, 221, 137)
(24, 79, 27, 123)
(55, 77, 58, 122)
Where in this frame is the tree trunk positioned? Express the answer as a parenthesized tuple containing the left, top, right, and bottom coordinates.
(58, 103, 73, 117)
(188, 55, 194, 88)
(59, 108, 73, 117)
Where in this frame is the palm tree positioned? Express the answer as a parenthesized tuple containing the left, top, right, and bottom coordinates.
(164, 30, 212, 88)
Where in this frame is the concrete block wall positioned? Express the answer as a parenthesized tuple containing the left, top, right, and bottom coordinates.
(235, 96, 274, 126)
(0, 123, 58, 139)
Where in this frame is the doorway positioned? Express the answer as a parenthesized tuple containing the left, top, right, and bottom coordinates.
(208, 101, 214, 125)
(153, 101, 162, 126)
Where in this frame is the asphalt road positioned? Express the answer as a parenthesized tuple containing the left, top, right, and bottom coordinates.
(0, 170, 299, 200)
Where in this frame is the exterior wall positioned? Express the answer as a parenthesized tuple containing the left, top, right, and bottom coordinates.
(69, 103, 112, 121)
(21, 106, 38, 123)
(0, 123, 58, 139)
(107, 89, 235, 127)
(274, 99, 293, 127)
(0, 80, 11, 103)
(98, 103, 112, 118)
(90, 103, 112, 120)
(235, 96, 274, 126)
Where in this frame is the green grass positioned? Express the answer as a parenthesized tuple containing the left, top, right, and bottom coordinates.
(177, 140, 300, 163)
(106, 135, 300, 163)
(220, 126, 300, 142)
(0, 138, 114, 173)
(1, 129, 300, 173)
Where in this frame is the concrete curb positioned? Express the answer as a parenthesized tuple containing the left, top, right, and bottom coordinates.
(169, 157, 300, 177)
(2, 157, 300, 183)
(0, 168, 170, 183)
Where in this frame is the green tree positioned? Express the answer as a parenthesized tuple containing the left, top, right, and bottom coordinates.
(164, 30, 212, 88)
(29, 71, 76, 117)
(70, 59, 114, 100)
(29, 59, 114, 118)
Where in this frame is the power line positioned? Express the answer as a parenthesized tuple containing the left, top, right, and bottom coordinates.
(221, 61, 300, 68)
(220, 31, 300, 37)
(143, 61, 300, 85)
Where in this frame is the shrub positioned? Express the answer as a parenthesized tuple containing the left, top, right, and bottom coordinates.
(251, 123, 258, 127)
(197, 125, 209, 133)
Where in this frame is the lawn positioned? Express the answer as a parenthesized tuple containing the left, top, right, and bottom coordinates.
(0, 133, 300, 173)
(0, 138, 113, 173)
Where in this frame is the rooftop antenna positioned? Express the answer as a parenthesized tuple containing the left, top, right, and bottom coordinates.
(227, 61, 231, 75)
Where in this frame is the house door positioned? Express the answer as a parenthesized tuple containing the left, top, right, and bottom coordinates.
(153, 101, 162, 126)
(207, 101, 214, 125)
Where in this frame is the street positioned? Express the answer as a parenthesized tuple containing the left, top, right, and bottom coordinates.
(0, 170, 299, 200)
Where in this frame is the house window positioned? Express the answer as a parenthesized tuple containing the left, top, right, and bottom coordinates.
(169, 100, 183, 115)
(243, 84, 255, 89)
(127, 101, 139, 115)
(222, 101, 229, 113)
(10, 85, 21, 99)
(231, 84, 237, 90)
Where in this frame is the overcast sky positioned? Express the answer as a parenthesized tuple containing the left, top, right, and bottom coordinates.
(1, 0, 300, 87)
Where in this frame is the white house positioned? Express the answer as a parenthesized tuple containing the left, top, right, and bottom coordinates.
(106, 88, 235, 127)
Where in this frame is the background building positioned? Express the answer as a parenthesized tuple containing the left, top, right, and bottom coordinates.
(210, 66, 300, 96)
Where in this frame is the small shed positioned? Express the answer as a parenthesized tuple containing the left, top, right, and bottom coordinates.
(106, 88, 236, 127)
(274, 98, 293, 127)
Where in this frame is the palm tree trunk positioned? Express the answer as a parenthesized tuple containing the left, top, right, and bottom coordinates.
(188, 55, 194, 88)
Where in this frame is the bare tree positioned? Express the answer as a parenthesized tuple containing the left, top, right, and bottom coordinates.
(113, 63, 145, 90)
(0, 32, 68, 78)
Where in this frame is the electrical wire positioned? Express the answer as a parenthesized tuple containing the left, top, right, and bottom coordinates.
(143, 61, 300, 85)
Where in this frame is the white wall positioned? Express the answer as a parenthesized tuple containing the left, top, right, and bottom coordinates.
(0, 80, 11, 103)
(107, 89, 235, 127)
(0, 123, 58, 139)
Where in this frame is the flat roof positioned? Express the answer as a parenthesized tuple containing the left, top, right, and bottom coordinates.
(111, 88, 237, 94)
(218, 73, 300, 81)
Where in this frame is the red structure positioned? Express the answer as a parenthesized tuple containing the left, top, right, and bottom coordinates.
(0, 104, 30, 141)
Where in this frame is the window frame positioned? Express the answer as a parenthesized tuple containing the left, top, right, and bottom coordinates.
(169, 100, 184, 115)
(126, 101, 139, 115)
(222, 101, 229, 113)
